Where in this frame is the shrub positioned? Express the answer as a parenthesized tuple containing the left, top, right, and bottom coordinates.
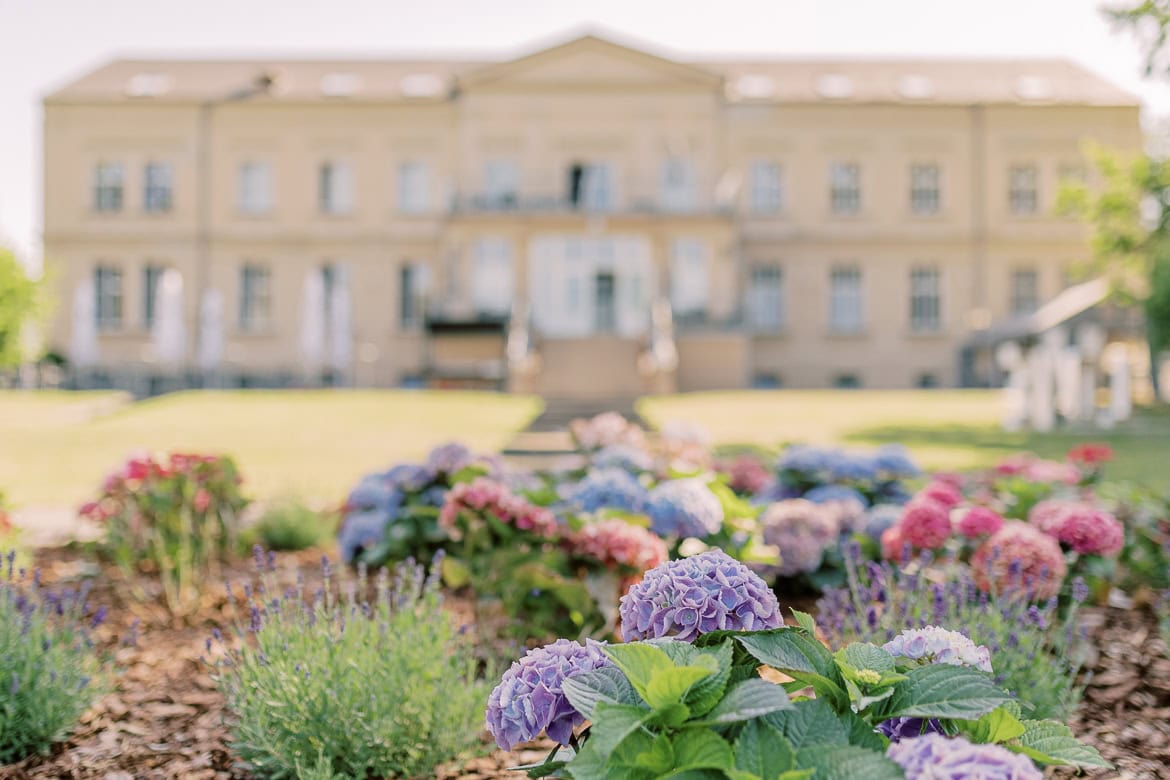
(816, 545, 1088, 720)
(0, 553, 107, 763)
(248, 497, 334, 552)
(491, 554, 1107, 779)
(81, 452, 247, 613)
(212, 550, 488, 779)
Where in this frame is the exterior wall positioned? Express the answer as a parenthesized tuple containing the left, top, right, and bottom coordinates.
(43, 42, 1143, 394)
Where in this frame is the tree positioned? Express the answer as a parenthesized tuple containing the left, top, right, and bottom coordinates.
(0, 246, 40, 369)
(1058, 146, 1170, 396)
(1105, 1, 1170, 76)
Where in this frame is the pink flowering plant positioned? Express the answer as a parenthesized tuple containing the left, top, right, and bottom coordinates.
(80, 452, 247, 614)
(489, 551, 1106, 779)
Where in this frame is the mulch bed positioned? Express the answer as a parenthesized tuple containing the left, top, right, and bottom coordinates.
(2, 548, 1168, 779)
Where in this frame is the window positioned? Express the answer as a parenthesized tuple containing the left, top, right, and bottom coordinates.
(94, 265, 122, 330)
(239, 264, 272, 331)
(910, 163, 940, 215)
(670, 239, 709, 320)
(319, 161, 354, 214)
(143, 162, 173, 213)
(400, 264, 423, 328)
(484, 159, 519, 207)
(398, 161, 430, 214)
(749, 161, 783, 214)
(568, 162, 614, 211)
(660, 157, 696, 212)
(829, 265, 863, 333)
(1009, 165, 1038, 215)
(142, 264, 166, 328)
(916, 373, 940, 389)
(833, 373, 862, 389)
(830, 162, 861, 215)
(1011, 268, 1039, 315)
(747, 265, 784, 332)
(909, 266, 941, 332)
(472, 238, 515, 316)
(93, 163, 124, 212)
(752, 373, 782, 389)
(237, 161, 273, 214)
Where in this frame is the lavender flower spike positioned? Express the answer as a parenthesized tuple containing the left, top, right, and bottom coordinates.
(485, 638, 611, 751)
(619, 549, 782, 642)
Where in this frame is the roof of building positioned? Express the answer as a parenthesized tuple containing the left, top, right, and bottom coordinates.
(44, 33, 1139, 107)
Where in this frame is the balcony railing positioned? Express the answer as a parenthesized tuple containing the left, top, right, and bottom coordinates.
(449, 193, 734, 217)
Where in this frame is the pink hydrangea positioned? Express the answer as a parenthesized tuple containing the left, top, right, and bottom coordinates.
(919, 480, 963, 509)
(719, 455, 774, 495)
(1028, 499, 1079, 536)
(439, 477, 559, 540)
(1055, 507, 1124, 556)
(996, 455, 1079, 485)
(898, 499, 952, 550)
(956, 506, 1004, 539)
(569, 412, 646, 452)
(972, 521, 1067, 600)
(568, 519, 669, 572)
(881, 524, 909, 561)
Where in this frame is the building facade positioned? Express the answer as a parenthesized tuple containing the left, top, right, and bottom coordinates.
(43, 34, 1142, 397)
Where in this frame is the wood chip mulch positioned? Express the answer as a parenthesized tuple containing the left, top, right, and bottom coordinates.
(2, 549, 1168, 779)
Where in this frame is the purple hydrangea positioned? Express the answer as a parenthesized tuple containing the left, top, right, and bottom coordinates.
(383, 463, 432, 492)
(646, 478, 724, 538)
(877, 717, 946, 743)
(803, 484, 869, 507)
(569, 468, 650, 514)
(619, 550, 781, 641)
(591, 444, 654, 474)
(887, 734, 1042, 779)
(485, 638, 611, 751)
(883, 626, 993, 673)
(425, 442, 475, 476)
(760, 499, 840, 577)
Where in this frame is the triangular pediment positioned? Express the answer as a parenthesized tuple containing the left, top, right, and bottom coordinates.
(459, 34, 722, 91)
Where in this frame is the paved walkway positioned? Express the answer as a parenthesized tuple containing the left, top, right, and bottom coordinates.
(501, 397, 643, 471)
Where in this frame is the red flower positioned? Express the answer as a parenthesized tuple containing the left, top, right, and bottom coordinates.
(193, 489, 211, 513)
(1067, 443, 1114, 467)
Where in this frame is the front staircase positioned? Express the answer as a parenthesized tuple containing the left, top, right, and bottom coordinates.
(500, 397, 644, 470)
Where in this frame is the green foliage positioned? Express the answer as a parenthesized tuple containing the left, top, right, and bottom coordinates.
(1105, 0, 1170, 78)
(0, 560, 107, 763)
(0, 246, 40, 369)
(247, 497, 334, 552)
(84, 453, 248, 615)
(213, 554, 489, 779)
(524, 615, 1106, 779)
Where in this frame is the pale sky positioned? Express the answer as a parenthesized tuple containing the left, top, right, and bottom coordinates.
(0, 0, 1164, 266)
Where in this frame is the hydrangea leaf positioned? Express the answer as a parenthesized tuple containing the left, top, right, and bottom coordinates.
(603, 643, 675, 702)
(643, 665, 718, 711)
(763, 699, 849, 749)
(562, 666, 640, 721)
(439, 555, 471, 589)
(956, 706, 1027, 744)
(842, 708, 887, 751)
(734, 630, 848, 710)
(733, 719, 796, 778)
(1008, 720, 1112, 768)
(694, 678, 792, 725)
(629, 733, 674, 774)
(670, 728, 735, 772)
(571, 702, 650, 764)
(794, 745, 904, 780)
(789, 609, 818, 636)
(835, 643, 896, 675)
(883, 664, 1013, 720)
(681, 641, 735, 717)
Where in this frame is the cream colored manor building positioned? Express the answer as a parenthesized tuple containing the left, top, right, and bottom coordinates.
(43, 33, 1142, 397)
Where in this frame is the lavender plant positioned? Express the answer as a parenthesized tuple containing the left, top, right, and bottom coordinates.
(211, 550, 488, 779)
(816, 545, 1088, 720)
(0, 552, 107, 763)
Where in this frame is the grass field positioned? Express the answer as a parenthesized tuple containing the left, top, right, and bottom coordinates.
(639, 390, 1170, 488)
(0, 390, 541, 508)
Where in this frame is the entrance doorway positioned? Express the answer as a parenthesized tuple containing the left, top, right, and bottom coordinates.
(594, 272, 616, 332)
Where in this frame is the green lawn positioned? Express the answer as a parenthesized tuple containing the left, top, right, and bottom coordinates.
(639, 390, 1170, 488)
(0, 390, 541, 508)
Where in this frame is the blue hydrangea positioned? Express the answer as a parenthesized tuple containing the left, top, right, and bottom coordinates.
(646, 478, 724, 538)
(826, 451, 878, 482)
(383, 463, 432, 492)
(872, 444, 922, 478)
(344, 476, 403, 514)
(569, 468, 650, 514)
(777, 444, 834, 475)
(337, 509, 394, 563)
(883, 626, 993, 673)
(485, 639, 611, 751)
(591, 443, 654, 473)
(619, 550, 782, 641)
(803, 484, 869, 507)
(887, 734, 1042, 779)
(864, 504, 904, 539)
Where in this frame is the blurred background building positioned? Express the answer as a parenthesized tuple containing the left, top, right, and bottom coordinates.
(42, 33, 1142, 397)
